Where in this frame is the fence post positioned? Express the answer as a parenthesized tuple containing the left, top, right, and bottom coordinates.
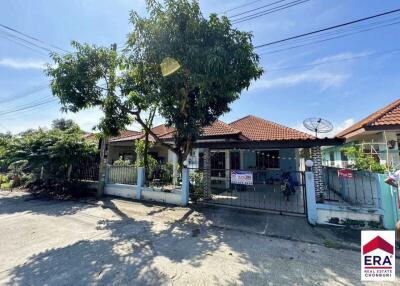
(305, 171, 317, 225)
(181, 168, 189, 206)
(136, 167, 145, 200)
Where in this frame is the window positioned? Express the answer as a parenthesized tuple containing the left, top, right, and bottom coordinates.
(329, 151, 335, 166)
(211, 152, 225, 177)
(230, 151, 240, 170)
(340, 151, 348, 161)
(198, 152, 204, 169)
(256, 150, 279, 169)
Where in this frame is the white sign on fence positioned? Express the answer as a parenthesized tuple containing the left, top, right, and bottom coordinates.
(231, 170, 253, 186)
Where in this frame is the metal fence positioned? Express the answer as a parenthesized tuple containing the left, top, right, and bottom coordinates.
(71, 155, 100, 182)
(188, 167, 306, 214)
(322, 167, 380, 208)
(145, 163, 176, 189)
(107, 165, 137, 185)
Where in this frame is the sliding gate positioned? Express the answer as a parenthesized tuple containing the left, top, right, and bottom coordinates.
(193, 168, 307, 215)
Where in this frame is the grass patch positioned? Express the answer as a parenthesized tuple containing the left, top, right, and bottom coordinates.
(322, 239, 338, 249)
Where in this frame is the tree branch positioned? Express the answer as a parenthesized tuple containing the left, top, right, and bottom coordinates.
(134, 114, 176, 154)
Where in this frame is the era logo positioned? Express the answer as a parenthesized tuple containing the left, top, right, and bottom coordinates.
(361, 231, 396, 281)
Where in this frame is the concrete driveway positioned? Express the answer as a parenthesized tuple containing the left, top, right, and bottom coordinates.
(0, 191, 398, 285)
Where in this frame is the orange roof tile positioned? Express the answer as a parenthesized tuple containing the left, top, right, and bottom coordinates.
(229, 115, 313, 141)
(337, 99, 400, 137)
(109, 130, 142, 142)
(157, 120, 241, 140)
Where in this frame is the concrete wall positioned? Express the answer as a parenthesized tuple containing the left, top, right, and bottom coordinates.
(316, 204, 382, 227)
(105, 183, 137, 199)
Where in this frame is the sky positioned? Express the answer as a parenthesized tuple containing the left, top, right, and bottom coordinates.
(0, 0, 399, 137)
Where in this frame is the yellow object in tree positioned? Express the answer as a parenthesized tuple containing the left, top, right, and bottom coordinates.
(160, 57, 181, 77)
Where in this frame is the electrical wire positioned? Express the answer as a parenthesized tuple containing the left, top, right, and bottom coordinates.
(232, 0, 311, 24)
(259, 20, 400, 55)
(229, 0, 287, 18)
(0, 23, 69, 54)
(0, 85, 49, 104)
(254, 8, 400, 48)
(263, 48, 400, 72)
(221, 0, 266, 14)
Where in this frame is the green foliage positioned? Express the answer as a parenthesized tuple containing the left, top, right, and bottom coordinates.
(127, 0, 263, 165)
(1, 181, 12, 190)
(51, 118, 78, 131)
(47, 0, 263, 169)
(0, 125, 98, 194)
(47, 42, 131, 136)
(342, 146, 386, 173)
(151, 163, 174, 183)
(189, 170, 204, 202)
(113, 156, 132, 166)
(134, 139, 157, 175)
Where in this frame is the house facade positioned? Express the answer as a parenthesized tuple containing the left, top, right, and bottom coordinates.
(322, 99, 400, 169)
(106, 115, 312, 175)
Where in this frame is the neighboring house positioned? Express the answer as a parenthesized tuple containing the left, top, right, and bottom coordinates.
(322, 99, 400, 169)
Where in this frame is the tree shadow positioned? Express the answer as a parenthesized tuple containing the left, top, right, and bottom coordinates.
(0, 192, 94, 217)
(3, 196, 399, 285)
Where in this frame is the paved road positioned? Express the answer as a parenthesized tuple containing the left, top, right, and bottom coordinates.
(0, 191, 398, 285)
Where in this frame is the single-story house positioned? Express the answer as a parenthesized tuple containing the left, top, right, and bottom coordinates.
(104, 115, 342, 213)
(322, 99, 400, 169)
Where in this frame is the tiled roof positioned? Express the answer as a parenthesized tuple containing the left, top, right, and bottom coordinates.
(109, 130, 142, 142)
(337, 99, 400, 137)
(157, 120, 241, 140)
(108, 116, 314, 143)
(229, 115, 314, 141)
(202, 120, 241, 136)
(151, 124, 175, 136)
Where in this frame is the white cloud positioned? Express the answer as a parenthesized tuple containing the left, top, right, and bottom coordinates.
(293, 118, 355, 138)
(311, 51, 372, 65)
(250, 69, 349, 91)
(0, 58, 48, 70)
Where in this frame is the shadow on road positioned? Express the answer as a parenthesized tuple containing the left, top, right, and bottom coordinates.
(3, 195, 396, 285)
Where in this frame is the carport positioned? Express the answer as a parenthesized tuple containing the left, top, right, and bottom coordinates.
(194, 137, 344, 215)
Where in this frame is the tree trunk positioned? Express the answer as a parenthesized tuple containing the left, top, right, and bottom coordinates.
(143, 131, 150, 178)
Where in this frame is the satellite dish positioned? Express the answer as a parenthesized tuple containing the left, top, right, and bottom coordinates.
(303, 118, 333, 138)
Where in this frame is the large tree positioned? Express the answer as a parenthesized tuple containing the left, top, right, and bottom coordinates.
(47, 0, 262, 168)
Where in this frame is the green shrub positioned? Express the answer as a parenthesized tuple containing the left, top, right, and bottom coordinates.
(1, 181, 13, 189)
(0, 174, 9, 184)
(189, 171, 204, 203)
(113, 157, 131, 166)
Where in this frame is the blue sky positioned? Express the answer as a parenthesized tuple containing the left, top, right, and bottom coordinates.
(0, 0, 399, 136)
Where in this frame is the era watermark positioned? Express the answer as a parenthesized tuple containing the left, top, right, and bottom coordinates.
(361, 230, 396, 281)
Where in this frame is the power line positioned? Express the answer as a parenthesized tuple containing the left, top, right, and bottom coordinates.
(0, 29, 54, 54)
(232, 0, 311, 24)
(221, 0, 265, 14)
(0, 98, 58, 117)
(259, 19, 400, 55)
(254, 8, 400, 48)
(264, 48, 400, 72)
(0, 23, 69, 54)
(263, 15, 400, 49)
(0, 85, 49, 104)
(0, 33, 49, 56)
(229, 0, 286, 18)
